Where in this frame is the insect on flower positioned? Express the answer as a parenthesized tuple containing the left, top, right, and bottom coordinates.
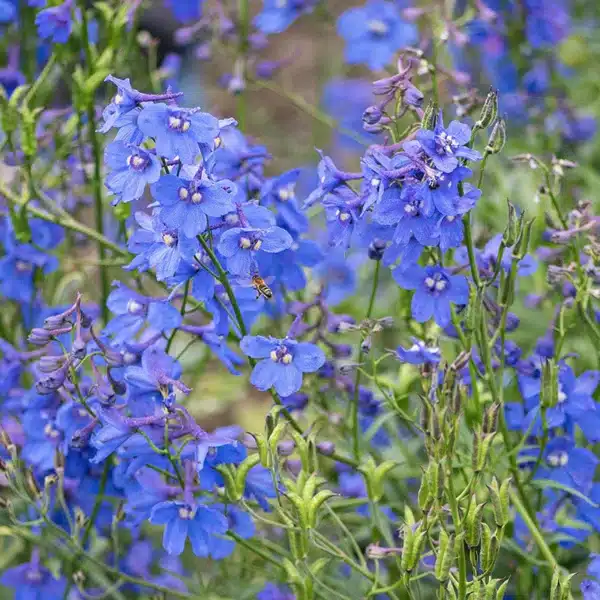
(238, 272, 275, 300)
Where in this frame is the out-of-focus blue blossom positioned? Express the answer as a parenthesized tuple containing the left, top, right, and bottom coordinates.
(165, 0, 203, 23)
(1, 559, 66, 599)
(254, 0, 315, 34)
(337, 1, 418, 71)
(257, 582, 296, 600)
(35, 0, 74, 44)
(395, 338, 441, 365)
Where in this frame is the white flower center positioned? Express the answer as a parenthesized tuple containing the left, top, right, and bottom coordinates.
(191, 191, 203, 204)
(178, 187, 189, 200)
(548, 451, 568, 467)
(252, 240, 262, 251)
(127, 299, 144, 315)
(162, 233, 176, 247)
(339, 211, 351, 222)
(178, 506, 196, 520)
(368, 19, 389, 35)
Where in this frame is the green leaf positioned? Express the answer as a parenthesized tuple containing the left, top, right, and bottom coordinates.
(531, 479, 599, 507)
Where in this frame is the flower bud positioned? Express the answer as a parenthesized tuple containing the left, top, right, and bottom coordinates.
(476, 87, 498, 130)
(514, 217, 536, 261)
(316, 441, 335, 456)
(486, 118, 506, 155)
(472, 431, 495, 472)
(368, 239, 387, 261)
(404, 84, 424, 108)
(361, 335, 372, 354)
(363, 105, 383, 126)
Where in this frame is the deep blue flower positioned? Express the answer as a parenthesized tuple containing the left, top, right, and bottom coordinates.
(254, 0, 314, 34)
(0, 0, 15, 22)
(534, 437, 598, 494)
(393, 264, 470, 327)
(104, 142, 161, 204)
(126, 211, 198, 281)
(151, 174, 236, 238)
(244, 464, 278, 511)
(103, 282, 182, 344)
(395, 338, 441, 365)
(240, 336, 325, 397)
(337, 0, 418, 71)
(416, 112, 482, 173)
(257, 582, 295, 600)
(150, 501, 228, 556)
(582, 581, 600, 600)
(257, 237, 323, 292)
(313, 249, 359, 306)
(125, 346, 190, 413)
(0, 560, 66, 600)
(324, 193, 360, 249)
(137, 103, 220, 164)
(260, 169, 308, 233)
(217, 226, 292, 277)
(374, 184, 439, 246)
(35, 0, 73, 44)
(165, 0, 203, 22)
(207, 505, 255, 559)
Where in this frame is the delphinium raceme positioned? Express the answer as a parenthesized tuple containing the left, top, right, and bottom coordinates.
(0, 0, 600, 599)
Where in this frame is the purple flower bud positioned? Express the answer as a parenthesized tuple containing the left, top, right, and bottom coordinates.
(363, 105, 383, 126)
(36, 364, 69, 394)
(28, 328, 54, 346)
(331, 344, 353, 358)
(38, 355, 66, 373)
(368, 239, 387, 260)
(404, 83, 424, 107)
(277, 440, 295, 456)
(316, 441, 335, 456)
(285, 459, 302, 476)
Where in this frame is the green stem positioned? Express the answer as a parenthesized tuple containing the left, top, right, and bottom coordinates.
(23, 54, 58, 107)
(352, 260, 381, 461)
(446, 463, 467, 600)
(79, 1, 109, 324)
(509, 488, 559, 571)
(0, 182, 128, 257)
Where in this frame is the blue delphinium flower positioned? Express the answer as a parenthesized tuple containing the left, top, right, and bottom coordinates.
(126, 211, 198, 281)
(260, 169, 308, 234)
(257, 582, 295, 600)
(35, 0, 74, 44)
(103, 282, 182, 344)
(254, 0, 315, 34)
(533, 437, 598, 495)
(0, 559, 66, 599)
(151, 174, 236, 238)
(393, 264, 469, 327)
(164, 0, 203, 23)
(240, 335, 325, 397)
(0, 0, 15, 22)
(137, 103, 220, 164)
(104, 142, 161, 204)
(337, 0, 418, 71)
(207, 505, 255, 559)
(149, 501, 228, 556)
(217, 225, 292, 277)
(581, 580, 600, 600)
(395, 338, 441, 365)
(416, 112, 482, 173)
(374, 184, 439, 246)
(324, 193, 360, 249)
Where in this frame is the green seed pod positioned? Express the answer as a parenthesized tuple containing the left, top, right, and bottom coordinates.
(405, 527, 427, 573)
(484, 579, 501, 600)
(483, 403, 500, 435)
(486, 118, 506, 155)
(550, 569, 561, 600)
(446, 581, 458, 600)
(421, 100, 438, 130)
(480, 523, 496, 572)
(434, 532, 456, 582)
(234, 453, 261, 501)
(372, 460, 397, 502)
(249, 433, 270, 467)
(308, 490, 337, 527)
(476, 87, 499, 130)
(502, 200, 519, 247)
(465, 498, 485, 548)
(469, 578, 482, 600)
(400, 523, 416, 572)
(495, 579, 510, 600)
(560, 574, 575, 600)
(514, 217, 536, 261)
(541, 359, 559, 408)
(472, 432, 495, 473)
(488, 477, 511, 527)
(418, 467, 432, 511)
